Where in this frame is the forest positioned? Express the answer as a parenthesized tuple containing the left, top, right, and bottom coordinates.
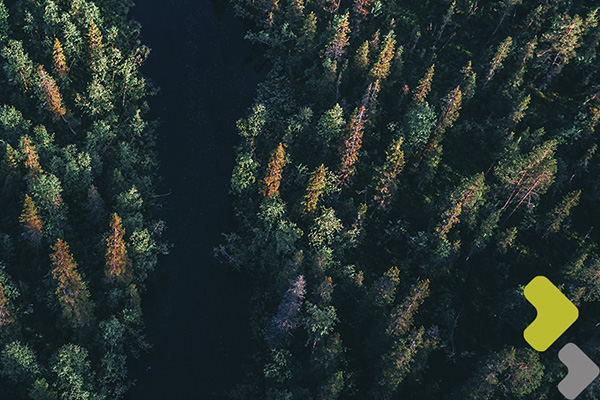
(2, 0, 600, 399)
(0, 0, 164, 399)
(217, 0, 600, 399)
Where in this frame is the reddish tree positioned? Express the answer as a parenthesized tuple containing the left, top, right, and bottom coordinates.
(105, 213, 133, 285)
(0, 281, 12, 329)
(50, 239, 94, 327)
(37, 65, 66, 119)
(263, 143, 287, 198)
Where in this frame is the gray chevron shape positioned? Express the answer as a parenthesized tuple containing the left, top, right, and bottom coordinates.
(558, 343, 600, 399)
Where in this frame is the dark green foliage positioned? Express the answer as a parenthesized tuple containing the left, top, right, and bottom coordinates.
(221, 0, 600, 398)
(0, 1, 162, 399)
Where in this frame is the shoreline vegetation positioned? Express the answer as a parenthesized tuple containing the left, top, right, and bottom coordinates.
(0, 1, 165, 399)
(220, 0, 600, 399)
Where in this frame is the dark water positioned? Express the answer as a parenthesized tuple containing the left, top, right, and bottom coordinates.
(127, 1, 265, 399)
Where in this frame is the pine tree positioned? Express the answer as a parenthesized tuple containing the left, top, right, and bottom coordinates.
(301, 164, 328, 215)
(0, 280, 11, 328)
(19, 195, 43, 248)
(105, 213, 133, 285)
(52, 38, 68, 78)
(369, 32, 396, 81)
(413, 64, 435, 103)
(436, 173, 486, 240)
(436, 85, 462, 135)
(496, 140, 557, 217)
(339, 105, 366, 182)
(4, 143, 19, 175)
(544, 190, 581, 236)
(386, 280, 430, 337)
(510, 94, 531, 125)
(371, 266, 401, 306)
(20, 136, 43, 181)
(484, 36, 513, 87)
(460, 61, 476, 101)
(266, 275, 306, 348)
(324, 12, 350, 75)
(37, 65, 66, 119)
(355, 40, 370, 71)
(263, 142, 287, 198)
(50, 239, 94, 328)
(87, 22, 103, 58)
(1, 40, 34, 90)
(373, 136, 405, 210)
(538, 13, 586, 89)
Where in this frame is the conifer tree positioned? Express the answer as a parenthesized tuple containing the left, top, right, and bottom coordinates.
(496, 140, 557, 216)
(386, 280, 430, 337)
(460, 61, 476, 101)
(0, 280, 11, 329)
(50, 239, 94, 328)
(369, 32, 396, 81)
(1, 40, 34, 90)
(413, 64, 434, 103)
(19, 195, 43, 248)
(436, 173, 486, 239)
(266, 275, 306, 348)
(52, 38, 68, 78)
(323, 12, 350, 75)
(339, 105, 366, 182)
(355, 40, 370, 71)
(544, 190, 581, 236)
(20, 137, 43, 181)
(435, 85, 462, 135)
(105, 213, 132, 285)
(373, 136, 405, 210)
(301, 164, 328, 215)
(3, 143, 19, 175)
(87, 22, 103, 58)
(263, 142, 287, 198)
(538, 13, 586, 88)
(37, 65, 66, 119)
(485, 36, 513, 87)
(371, 267, 401, 306)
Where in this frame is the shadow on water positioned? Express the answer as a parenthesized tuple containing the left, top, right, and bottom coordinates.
(127, 1, 266, 399)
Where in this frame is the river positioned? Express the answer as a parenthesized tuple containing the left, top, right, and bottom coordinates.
(127, 1, 265, 398)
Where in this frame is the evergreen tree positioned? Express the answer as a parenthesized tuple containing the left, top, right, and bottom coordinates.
(19, 195, 43, 248)
(105, 213, 132, 285)
(52, 38, 68, 78)
(263, 142, 287, 198)
(37, 65, 66, 119)
(50, 239, 94, 328)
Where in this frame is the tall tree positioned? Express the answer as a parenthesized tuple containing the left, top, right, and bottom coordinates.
(263, 142, 287, 198)
(301, 164, 328, 215)
(52, 38, 68, 78)
(105, 213, 132, 285)
(50, 239, 94, 328)
(19, 195, 43, 248)
(37, 65, 66, 119)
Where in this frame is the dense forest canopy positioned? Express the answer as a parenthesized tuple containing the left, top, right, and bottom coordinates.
(218, 0, 600, 398)
(0, 0, 164, 399)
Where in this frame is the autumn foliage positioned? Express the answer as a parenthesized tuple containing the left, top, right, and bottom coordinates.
(50, 239, 93, 328)
(263, 142, 287, 198)
(37, 65, 66, 119)
(105, 213, 133, 285)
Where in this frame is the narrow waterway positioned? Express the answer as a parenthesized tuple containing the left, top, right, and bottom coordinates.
(128, 1, 265, 398)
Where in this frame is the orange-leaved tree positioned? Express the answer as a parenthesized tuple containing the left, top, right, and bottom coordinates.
(50, 239, 94, 327)
(105, 213, 133, 285)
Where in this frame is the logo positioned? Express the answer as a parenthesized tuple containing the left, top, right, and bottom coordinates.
(524, 276, 599, 399)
